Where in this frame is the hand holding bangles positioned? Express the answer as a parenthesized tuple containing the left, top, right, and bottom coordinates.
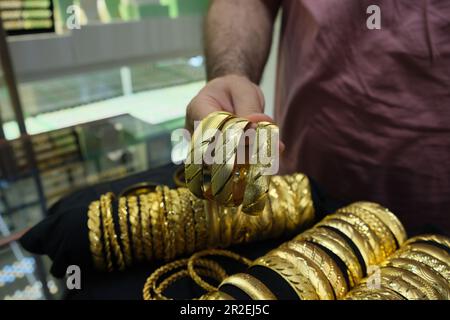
(185, 111, 280, 215)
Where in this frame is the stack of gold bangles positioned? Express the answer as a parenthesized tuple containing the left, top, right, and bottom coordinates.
(200, 203, 450, 300)
(87, 174, 315, 271)
(185, 111, 279, 215)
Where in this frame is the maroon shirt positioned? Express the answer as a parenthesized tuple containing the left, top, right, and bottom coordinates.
(275, 0, 450, 235)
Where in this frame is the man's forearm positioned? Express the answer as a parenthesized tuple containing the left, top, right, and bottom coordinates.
(205, 0, 280, 83)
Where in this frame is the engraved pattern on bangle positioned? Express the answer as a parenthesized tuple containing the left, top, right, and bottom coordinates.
(118, 197, 132, 267)
(87, 201, 106, 271)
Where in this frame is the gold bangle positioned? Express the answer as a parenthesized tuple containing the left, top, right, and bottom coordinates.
(316, 218, 375, 271)
(103, 193, 125, 271)
(341, 205, 397, 259)
(128, 195, 144, 262)
(403, 243, 449, 268)
(205, 200, 221, 248)
(376, 267, 429, 300)
(220, 273, 277, 300)
(191, 196, 207, 251)
(150, 189, 164, 260)
(292, 231, 353, 296)
(169, 189, 185, 256)
(200, 291, 235, 300)
(139, 193, 153, 261)
(270, 176, 298, 233)
(161, 186, 176, 260)
(405, 234, 450, 250)
(289, 173, 315, 226)
(353, 202, 407, 246)
(345, 286, 405, 300)
(266, 176, 287, 238)
(382, 257, 448, 299)
(185, 111, 234, 199)
(178, 188, 196, 254)
(210, 118, 250, 206)
(219, 206, 234, 248)
(270, 247, 335, 300)
(252, 255, 319, 300)
(87, 201, 106, 271)
(329, 211, 383, 264)
(118, 197, 133, 266)
(100, 194, 114, 272)
(296, 227, 363, 288)
(188, 249, 252, 292)
(241, 122, 278, 215)
(392, 249, 450, 282)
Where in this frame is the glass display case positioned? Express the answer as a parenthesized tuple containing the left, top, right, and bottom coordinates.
(0, 0, 209, 299)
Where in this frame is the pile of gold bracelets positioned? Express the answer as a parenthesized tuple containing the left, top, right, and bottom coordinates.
(87, 174, 315, 272)
(199, 203, 450, 301)
(185, 111, 279, 215)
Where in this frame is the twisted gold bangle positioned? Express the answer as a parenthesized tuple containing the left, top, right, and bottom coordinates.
(252, 255, 319, 300)
(220, 273, 277, 300)
(149, 189, 164, 260)
(270, 247, 335, 300)
(191, 196, 207, 251)
(127, 195, 144, 262)
(102, 193, 125, 271)
(100, 194, 114, 272)
(158, 186, 173, 261)
(188, 249, 252, 292)
(118, 197, 133, 267)
(87, 201, 106, 271)
(139, 193, 153, 261)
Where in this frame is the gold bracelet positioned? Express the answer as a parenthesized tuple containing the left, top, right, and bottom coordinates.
(241, 122, 278, 215)
(139, 193, 153, 261)
(100, 194, 114, 272)
(342, 205, 397, 260)
(316, 218, 375, 271)
(291, 173, 315, 226)
(128, 195, 144, 262)
(178, 188, 196, 254)
(289, 233, 351, 297)
(118, 197, 133, 267)
(252, 255, 319, 300)
(102, 193, 125, 271)
(158, 186, 173, 261)
(205, 200, 221, 248)
(220, 273, 277, 300)
(376, 267, 428, 300)
(188, 249, 252, 292)
(402, 243, 449, 268)
(345, 286, 405, 300)
(382, 257, 447, 299)
(392, 249, 450, 282)
(169, 189, 185, 256)
(200, 291, 235, 300)
(266, 177, 287, 238)
(219, 206, 234, 248)
(295, 227, 363, 288)
(210, 117, 250, 206)
(87, 201, 106, 271)
(271, 176, 298, 233)
(185, 111, 234, 199)
(150, 189, 164, 260)
(269, 247, 335, 300)
(191, 196, 207, 251)
(143, 259, 187, 300)
(161, 186, 176, 260)
(353, 202, 407, 246)
(405, 234, 450, 250)
(330, 211, 383, 264)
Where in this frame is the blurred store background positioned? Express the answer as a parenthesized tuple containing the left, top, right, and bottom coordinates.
(0, 0, 278, 299)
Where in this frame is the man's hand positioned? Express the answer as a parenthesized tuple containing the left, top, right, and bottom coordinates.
(185, 74, 274, 132)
